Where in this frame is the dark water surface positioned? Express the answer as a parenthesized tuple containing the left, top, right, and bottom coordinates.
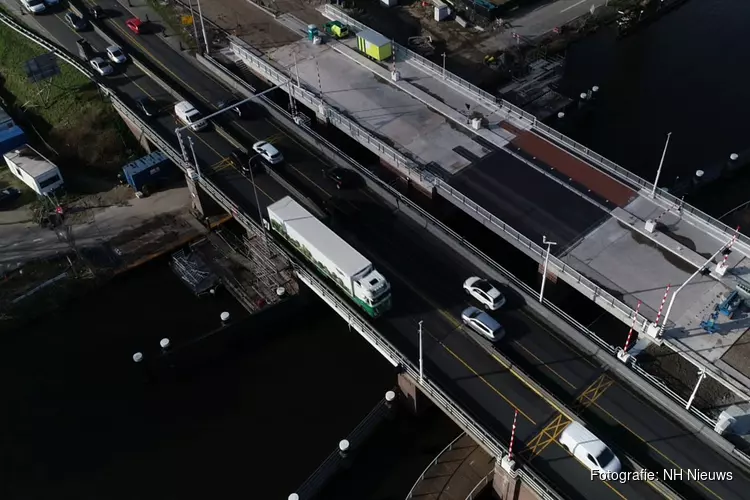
(1, 257, 394, 499)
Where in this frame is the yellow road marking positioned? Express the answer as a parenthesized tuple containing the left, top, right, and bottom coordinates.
(522, 413, 571, 458)
(575, 373, 614, 412)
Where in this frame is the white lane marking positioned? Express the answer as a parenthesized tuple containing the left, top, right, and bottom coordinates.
(561, 0, 588, 13)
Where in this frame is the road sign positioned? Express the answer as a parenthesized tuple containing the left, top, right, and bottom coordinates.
(181, 15, 194, 26)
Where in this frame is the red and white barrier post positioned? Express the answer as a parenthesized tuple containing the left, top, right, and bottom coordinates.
(623, 300, 642, 353)
(508, 409, 518, 462)
(717, 226, 741, 276)
(654, 284, 671, 327)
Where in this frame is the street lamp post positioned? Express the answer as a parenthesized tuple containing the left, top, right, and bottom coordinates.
(441, 52, 446, 78)
(247, 154, 264, 224)
(651, 132, 672, 198)
(187, 135, 200, 179)
(686, 367, 707, 411)
(659, 242, 731, 336)
(418, 320, 424, 384)
(196, 0, 209, 55)
(539, 236, 557, 303)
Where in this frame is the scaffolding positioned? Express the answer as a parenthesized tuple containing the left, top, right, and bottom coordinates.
(170, 248, 220, 295)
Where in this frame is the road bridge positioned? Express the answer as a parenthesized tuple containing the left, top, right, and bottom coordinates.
(7, 5, 750, 499)
(217, 3, 750, 401)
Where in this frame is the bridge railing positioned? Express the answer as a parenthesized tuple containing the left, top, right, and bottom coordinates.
(320, 4, 750, 276)
(404, 432, 466, 499)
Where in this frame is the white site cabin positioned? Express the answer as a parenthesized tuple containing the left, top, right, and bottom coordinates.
(4, 145, 64, 196)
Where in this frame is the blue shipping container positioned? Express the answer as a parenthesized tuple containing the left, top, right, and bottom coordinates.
(0, 107, 27, 157)
(121, 151, 174, 192)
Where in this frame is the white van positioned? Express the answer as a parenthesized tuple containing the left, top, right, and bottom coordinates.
(559, 421, 621, 475)
(174, 101, 207, 131)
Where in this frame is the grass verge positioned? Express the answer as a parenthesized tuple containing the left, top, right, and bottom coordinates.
(146, 0, 198, 51)
(0, 18, 141, 191)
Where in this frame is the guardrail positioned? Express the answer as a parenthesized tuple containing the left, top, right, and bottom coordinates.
(404, 432, 466, 499)
(465, 472, 492, 500)
(226, 38, 435, 190)
(322, 3, 750, 256)
(197, 51, 728, 437)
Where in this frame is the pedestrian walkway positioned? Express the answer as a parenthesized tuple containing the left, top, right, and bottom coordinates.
(407, 433, 494, 500)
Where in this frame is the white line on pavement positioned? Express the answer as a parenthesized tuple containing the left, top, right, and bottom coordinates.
(561, 0, 588, 14)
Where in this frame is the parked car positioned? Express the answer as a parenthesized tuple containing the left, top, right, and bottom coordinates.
(229, 149, 251, 173)
(323, 167, 356, 190)
(217, 98, 246, 118)
(463, 276, 506, 311)
(461, 306, 505, 342)
(174, 100, 207, 131)
(64, 12, 88, 31)
(559, 422, 622, 475)
(89, 4, 104, 19)
(252, 141, 283, 165)
(90, 57, 113, 76)
(136, 97, 157, 118)
(125, 17, 144, 34)
(21, 0, 46, 15)
(0, 187, 21, 208)
(106, 45, 127, 64)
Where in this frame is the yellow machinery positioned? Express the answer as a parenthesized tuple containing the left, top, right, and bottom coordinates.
(324, 21, 349, 39)
(356, 29, 392, 62)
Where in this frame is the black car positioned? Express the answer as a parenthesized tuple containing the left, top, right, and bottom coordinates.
(64, 12, 88, 31)
(217, 98, 246, 119)
(75, 38, 94, 61)
(0, 187, 21, 208)
(229, 149, 251, 173)
(136, 97, 156, 118)
(324, 167, 355, 189)
(89, 5, 104, 19)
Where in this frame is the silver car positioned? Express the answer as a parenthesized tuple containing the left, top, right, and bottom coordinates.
(461, 306, 505, 342)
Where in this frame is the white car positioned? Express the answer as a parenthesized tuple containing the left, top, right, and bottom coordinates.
(461, 306, 505, 342)
(22, 0, 46, 14)
(252, 141, 283, 165)
(174, 100, 207, 131)
(90, 57, 113, 76)
(106, 45, 127, 64)
(463, 276, 506, 311)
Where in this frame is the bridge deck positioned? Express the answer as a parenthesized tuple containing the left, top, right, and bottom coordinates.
(409, 434, 493, 500)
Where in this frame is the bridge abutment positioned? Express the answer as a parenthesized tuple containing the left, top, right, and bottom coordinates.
(115, 107, 152, 154)
(397, 373, 432, 415)
(493, 457, 521, 499)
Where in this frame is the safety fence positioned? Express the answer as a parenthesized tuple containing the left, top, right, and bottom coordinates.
(226, 38, 432, 189)
(198, 51, 722, 434)
(404, 432, 466, 499)
(7, 7, 742, 484)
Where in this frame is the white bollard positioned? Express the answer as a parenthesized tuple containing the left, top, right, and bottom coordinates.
(221, 311, 230, 323)
(160, 338, 170, 350)
(385, 390, 396, 403)
(557, 112, 565, 119)
(288, 495, 300, 500)
(132, 352, 144, 363)
(276, 287, 286, 298)
(339, 439, 350, 458)
(730, 153, 739, 162)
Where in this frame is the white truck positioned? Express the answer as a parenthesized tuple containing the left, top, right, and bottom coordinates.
(267, 196, 392, 318)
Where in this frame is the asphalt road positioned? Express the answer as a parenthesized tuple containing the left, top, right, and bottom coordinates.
(25, 6, 750, 499)
(448, 145, 607, 250)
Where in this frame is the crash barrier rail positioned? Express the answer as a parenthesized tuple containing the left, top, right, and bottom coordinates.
(199, 52, 726, 438)
(0, 12, 564, 497)
(320, 4, 750, 257)
(465, 473, 493, 500)
(226, 38, 432, 188)
(404, 432, 466, 499)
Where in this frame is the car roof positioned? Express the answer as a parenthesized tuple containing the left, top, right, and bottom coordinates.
(561, 422, 607, 454)
(107, 45, 122, 51)
(91, 57, 105, 63)
(175, 101, 197, 113)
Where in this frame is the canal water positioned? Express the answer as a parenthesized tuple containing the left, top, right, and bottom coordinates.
(0, 256, 395, 499)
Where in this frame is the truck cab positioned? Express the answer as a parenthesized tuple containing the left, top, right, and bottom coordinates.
(354, 268, 391, 316)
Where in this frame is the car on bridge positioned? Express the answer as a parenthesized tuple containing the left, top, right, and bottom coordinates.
(64, 12, 88, 32)
(106, 45, 127, 65)
(89, 4, 104, 19)
(136, 97, 157, 118)
(21, 0, 46, 15)
(175, 101, 207, 132)
(126, 17, 144, 34)
(252, 141, 283, 165)
(461, 306, 504, 342)
(463, 276, 506, 311)
(323, 167, 357, 190)
(559, 422, 622, 475)
(90, 57, 113, 77)
(217, 98, 247, 119)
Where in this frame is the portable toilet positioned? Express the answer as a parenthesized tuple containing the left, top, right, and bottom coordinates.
(356, 29, 392, 62)
(307, 24, 319, 41)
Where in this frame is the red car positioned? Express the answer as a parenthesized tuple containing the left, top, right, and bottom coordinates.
(125, 17, 143, 34)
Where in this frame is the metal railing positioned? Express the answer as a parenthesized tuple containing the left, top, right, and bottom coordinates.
(465, 472, 493, 500)
(227, 39, 431, 187)
(404, 432, 466, 499)
(200, 51, 724, 434)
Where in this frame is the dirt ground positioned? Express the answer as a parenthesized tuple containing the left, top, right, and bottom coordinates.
(638, 343, 746, 415)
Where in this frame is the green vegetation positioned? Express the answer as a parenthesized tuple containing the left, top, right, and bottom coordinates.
(0, 21, 140, 188)
(146, 0, 198, 51)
